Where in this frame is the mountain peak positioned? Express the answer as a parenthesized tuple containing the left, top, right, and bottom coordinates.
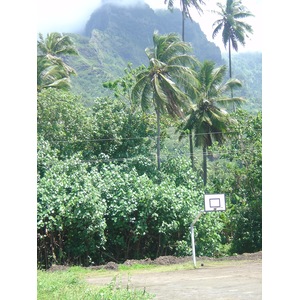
(85, 3, 222, 66)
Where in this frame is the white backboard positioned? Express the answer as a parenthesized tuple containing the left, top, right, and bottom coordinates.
(204, 194, 226, 212)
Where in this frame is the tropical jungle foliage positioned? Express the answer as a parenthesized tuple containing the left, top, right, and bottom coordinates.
(37, 1, 261, 270)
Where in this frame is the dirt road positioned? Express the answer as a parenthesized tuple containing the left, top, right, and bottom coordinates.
(86, 255, 262, 299)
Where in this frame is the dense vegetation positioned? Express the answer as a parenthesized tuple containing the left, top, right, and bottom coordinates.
(37, 80, 261, 268)
(37, 2, 261, 270)
(226, 52, 262, 112)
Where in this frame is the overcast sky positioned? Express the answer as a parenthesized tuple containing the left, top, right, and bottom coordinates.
(37, 0, 262, 52)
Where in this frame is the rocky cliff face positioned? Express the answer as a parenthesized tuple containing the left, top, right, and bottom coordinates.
(84, 2, 223, 66)
(64, 2, 224, 103)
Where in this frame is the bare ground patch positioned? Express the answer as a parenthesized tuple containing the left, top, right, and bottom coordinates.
(85, 252, 262, 299)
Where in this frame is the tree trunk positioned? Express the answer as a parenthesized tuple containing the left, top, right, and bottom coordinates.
(182, 10, 185, 41)
(189, 131, 195, 170)
(182, 6, 194, 170)
(203, 145, 207, 186)
(156, 109, 161, 170)
(50, 232, 57, 264)
(228, 40, 235, 111)
(229, 40, 232, 80)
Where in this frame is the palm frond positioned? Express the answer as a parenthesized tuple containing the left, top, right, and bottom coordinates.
(178, 53, 247, 150)
(167, 64, 198, 87)
(46, 77, 71, 91)
(140, 81, 153, 112)
(37, 32, 78, 92)
(153, 74, 169, 108)
(131, 73, 152, 110)
(215, 96, 246, 108)
(159, 73, 189, 117)
(145, 47, 154, 60)
(212, 21, 223, 39)
(234, 11, 254, 19)
(54, 35, 79, 56)
(164, 0, 175, 10)
(165, 0, 206, 20)
(212, 0, 253, 52)
(224, 78, 243, 89)
(167, 53, 199, 68)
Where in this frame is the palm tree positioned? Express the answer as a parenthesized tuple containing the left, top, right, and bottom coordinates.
(37, 32, 78, 91)
(164, 0, 206, 41)
(211, 0, 253, 83)
(37, 56, 72, 91)
(131, 31, 199, 170)
(164, 0, 206, 169)
(37, 32, 78, 58)
(178, 60, 245, 185)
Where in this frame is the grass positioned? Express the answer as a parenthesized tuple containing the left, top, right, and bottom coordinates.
(37, 266, 154, 299)
(119, 261, 193, 272)
(37, 262, 196, 299)
(37, 259, 243, 299)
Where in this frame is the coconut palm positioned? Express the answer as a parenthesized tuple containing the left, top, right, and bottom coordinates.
(211, 0, 253, 81)
(131, 31, 199, 170)
(178, 60, 245, 185)
(164, 0, 206, 41)
(37, 56, 72, 91)
(37, 32, 78, 58)
(165, 0, 206, 169)
(37, 32, 78, 91)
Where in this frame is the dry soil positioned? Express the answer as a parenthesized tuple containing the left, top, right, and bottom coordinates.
(85, 251, 262, 299)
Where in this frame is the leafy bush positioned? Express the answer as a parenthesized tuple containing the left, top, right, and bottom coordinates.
(37, 150, 107, 268)
(98, 156, 205, 261)
(196, 212, 226, 257)
(229, 201, 262, 254)
(207, 110, 262, 254)
(90, 97, 155, 160)
(37, 89, 93, 159)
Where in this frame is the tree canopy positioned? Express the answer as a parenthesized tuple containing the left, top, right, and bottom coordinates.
(37, 32, 78, 92)
(211, 0, 254, 92)
(178, 60, 245, 184)
(132, 31, 199, 169)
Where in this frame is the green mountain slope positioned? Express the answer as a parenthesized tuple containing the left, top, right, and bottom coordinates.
(64, 2, 223, 104)
(223, 52, 262, 112)
(62, 2, 261, 112)
(85, 2, 222, 66)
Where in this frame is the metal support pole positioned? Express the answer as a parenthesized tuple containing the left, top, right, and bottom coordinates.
(190, 211, 204, 268)
(190, 224, 196, 268)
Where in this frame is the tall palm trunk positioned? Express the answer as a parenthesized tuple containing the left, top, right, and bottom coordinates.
(228, 40, 235, 111)
(156, 108, 161, 170)
(228, 39, 232, 79)
(189, 130, 195, 170)
(181, 4, 195, 170)
(202, 145, 207, 186)
(181, 10, 185, 42)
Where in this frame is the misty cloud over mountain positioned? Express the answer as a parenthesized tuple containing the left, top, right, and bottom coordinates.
(101, 0, 146, 7)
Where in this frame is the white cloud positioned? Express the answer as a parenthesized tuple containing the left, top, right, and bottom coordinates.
(37, 0, 102, 34)
(102, 0, 145, 6)
(145, 0, 166, 9)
